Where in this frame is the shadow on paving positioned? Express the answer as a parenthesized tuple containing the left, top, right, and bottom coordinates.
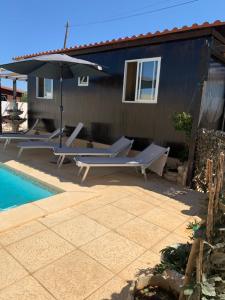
(0, 142, 206, 220)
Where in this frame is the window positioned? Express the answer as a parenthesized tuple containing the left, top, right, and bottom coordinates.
(78, 76, 89, 86)
(1, 94, 7, 101)
(36, 78, 53, 99)
(122, 57, 161, 103)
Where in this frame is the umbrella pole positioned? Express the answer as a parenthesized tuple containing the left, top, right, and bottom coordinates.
(59, 66, 63, 148)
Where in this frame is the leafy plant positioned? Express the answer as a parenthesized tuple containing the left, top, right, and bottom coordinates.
(187, 220, 206, 239)
(172, 112, 193, 139)
(220, 194, 225, 205)
(154, 243, 191, 275)
(183, 275, 225, 299)
(172, 112, 193, 161)
(21, 92, 27, 102)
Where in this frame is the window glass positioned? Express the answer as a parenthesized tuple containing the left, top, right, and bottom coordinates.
(139, 61, 157, 101)
(125, 62, 137, 101)
(123, 58, 161, 103)
(37, 78, 53, 99)
(38, 78, 44, 98)
(44, 79, 53, 98)
(78, 76, 89, 86)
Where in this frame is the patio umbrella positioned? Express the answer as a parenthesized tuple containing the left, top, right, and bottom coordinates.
(0, 54, 105, 147)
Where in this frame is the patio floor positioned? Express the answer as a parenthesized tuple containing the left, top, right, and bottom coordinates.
(0, 142, 206, 299)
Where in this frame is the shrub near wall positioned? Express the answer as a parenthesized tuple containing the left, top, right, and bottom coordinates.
(193, 128, 225, 192)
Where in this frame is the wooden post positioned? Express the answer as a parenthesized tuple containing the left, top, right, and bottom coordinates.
(196, 239, 204, 282)
(180, 153, 224, 300)
(214, 153, 224, 214)
(195, 239, 204, 300)
(206, 159, 215, 243)
(206, 159, 213, 191)
(179, 238, 200, 300)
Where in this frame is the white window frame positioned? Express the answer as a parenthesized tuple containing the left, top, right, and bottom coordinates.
(122, 57, 161, 104)
(78, 76, 89, 87)
(36, 78, 53, 99)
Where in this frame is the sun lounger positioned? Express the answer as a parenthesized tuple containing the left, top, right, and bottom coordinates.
(21, 119, 40, 134)
(74, 143, 170, 182)
(54, 136, 133, 168)
(17, 122, 83, 157)
(0, 122, 60, 151)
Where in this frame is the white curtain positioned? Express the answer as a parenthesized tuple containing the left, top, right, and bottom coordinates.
(199, 59, 225, 128)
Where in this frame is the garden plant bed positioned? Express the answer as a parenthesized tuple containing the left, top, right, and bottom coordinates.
(130, 151, 225, 300)
(134, 286, 175, 300)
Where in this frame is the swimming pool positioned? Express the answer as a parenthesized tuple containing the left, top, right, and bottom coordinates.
(0, 164, 60, 211)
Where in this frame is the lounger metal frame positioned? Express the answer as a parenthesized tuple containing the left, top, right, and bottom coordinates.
(17, 122, 83, 158)
(55, 137, 133, 168)
(75, 144, 170, 182)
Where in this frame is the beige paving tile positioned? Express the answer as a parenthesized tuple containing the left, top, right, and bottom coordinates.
(81, 231, 145, 273)
(141, 190, 172, 202)
(173, 220, 194, 239)
(116, 217, 169, 249)
(0, 248, 28, 290)
(34, 249, 114, 300)
(98, 187, 132, 201)
(151, 233, 189, 254)
(119, 250, 160, 281)
(134, 192, 168, 207)
(86, 176, 131, 191)
(0, 203, 46, 233)
(7, 229, 74, 272)
(38, 207, 80, 227)
(0, 221, 45, 246)
(86, 205, 134, 229)
(86, 276, 129, 300)
(112, 196, 155, 216)
(52, 215, 109, 247)
(34, 191, 98, 213)
(72, 195, 118, 214)
(141, 207, 188, 231)
(0, 276, 55, 300)
(159, 198, 192, 212)
(161, 215, 202, 240)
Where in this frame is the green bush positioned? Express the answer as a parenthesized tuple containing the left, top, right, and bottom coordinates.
(154, 243, 191, 275)
(172, 112, 193, 161)
(172, 112, 193, 139)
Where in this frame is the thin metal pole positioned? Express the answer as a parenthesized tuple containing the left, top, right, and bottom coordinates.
(13, 79, 17, 100)
(63, 21, 69, 49)
(59, 65, 63, 148)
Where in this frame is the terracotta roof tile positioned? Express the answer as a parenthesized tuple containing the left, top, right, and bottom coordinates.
(0, 86, 24, 94)
(13, 20, 225, 60)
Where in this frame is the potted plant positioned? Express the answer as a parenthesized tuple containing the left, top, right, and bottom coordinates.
(129, 243, 192, 299)
(165, 112, 193, 185)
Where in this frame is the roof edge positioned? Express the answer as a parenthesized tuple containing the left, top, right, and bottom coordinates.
(13, 20, 225, 61)
(0, 86, 25, 94)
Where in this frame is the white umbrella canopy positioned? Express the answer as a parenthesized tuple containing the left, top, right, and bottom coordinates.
(0, 71, 27, 81)
(0, 54, 106, 146)
(0, 54, 103, 79)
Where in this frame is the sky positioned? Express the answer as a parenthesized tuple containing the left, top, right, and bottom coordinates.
(1, 0, 225, 89)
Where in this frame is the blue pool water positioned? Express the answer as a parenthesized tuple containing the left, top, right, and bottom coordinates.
(0, 165, 58, 211)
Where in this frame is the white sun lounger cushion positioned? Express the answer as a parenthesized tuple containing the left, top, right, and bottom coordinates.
(76, 144, 168, 167)
(54, 136, 132, 156)
(16, 123, 83, 157)
(17, 141, 60, 149)
(75, 143, 170, 182)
